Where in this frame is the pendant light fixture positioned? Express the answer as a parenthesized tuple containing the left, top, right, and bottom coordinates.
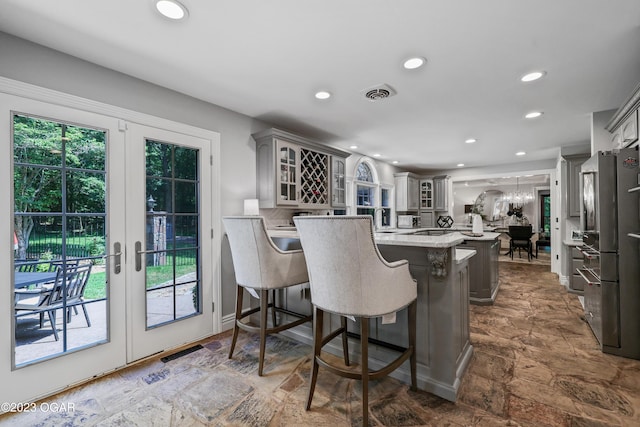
(502, 177, 534, 208)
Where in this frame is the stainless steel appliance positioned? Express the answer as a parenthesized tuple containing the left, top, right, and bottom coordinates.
(579, 147, 640, 359)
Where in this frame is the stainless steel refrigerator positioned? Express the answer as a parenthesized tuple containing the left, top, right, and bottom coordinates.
(579, 147, 640, 359)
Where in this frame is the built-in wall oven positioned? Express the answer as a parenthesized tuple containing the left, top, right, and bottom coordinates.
(579, 147, 640, 359)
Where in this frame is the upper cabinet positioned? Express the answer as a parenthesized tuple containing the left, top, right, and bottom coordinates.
(394, 172, 419, 212)
(606, 82, 640, 149)
(433, 175, 449, 211)
(564, 154, 589, 217)
(419, 179, 433, 211)
(254, 128, 350, 209)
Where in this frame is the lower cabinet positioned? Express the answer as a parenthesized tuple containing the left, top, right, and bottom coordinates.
(419, 211, 435, 228)
(457, 238, 500, 305)
(568, 246, 585, 293)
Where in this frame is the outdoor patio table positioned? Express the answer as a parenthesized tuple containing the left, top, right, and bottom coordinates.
(14, 272, 57, 289)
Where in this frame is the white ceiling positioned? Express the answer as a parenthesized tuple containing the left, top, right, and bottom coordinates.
(1, 0, 639, 174)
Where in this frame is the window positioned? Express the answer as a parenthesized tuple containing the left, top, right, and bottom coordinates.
(380, 187, 392, 227)
(353, 159, 393, 228)
(356, 162, 374, 182)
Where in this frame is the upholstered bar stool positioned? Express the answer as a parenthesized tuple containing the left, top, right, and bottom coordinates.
(223, 216, 312, 376)
(294, 215, 417, 426)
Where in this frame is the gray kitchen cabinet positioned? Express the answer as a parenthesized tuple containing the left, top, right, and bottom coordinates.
(433, 175, 449, 212)
(457, 237, 500, 305)
(419, 179, 434, 226)
(420, 211, 435, 228)
(606, 81, 640, 149)
(565, 154, 589, 217)
(394, 172, 419, 212)
(254, 128, 350, 209)
(568, 246, 585, 294)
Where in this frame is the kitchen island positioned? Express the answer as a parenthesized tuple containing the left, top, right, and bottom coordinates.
(269, 228, 476, 402)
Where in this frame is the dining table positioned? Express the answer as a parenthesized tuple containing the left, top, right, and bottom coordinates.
(14, 271, 57, 289)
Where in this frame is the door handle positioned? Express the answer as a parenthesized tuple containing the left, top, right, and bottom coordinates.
(103, 242, 122, 274)
(135, 241, 159, 272)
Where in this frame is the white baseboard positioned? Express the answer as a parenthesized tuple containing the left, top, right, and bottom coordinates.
(221, 313, 235, 332)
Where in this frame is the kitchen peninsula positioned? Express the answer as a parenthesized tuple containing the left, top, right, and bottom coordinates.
(269, 227, 480, 402)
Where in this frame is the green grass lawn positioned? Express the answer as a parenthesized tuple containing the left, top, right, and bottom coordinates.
(84, 264, 196, 300)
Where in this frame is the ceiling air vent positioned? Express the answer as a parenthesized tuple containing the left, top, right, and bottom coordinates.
(361, 84, 396, 101)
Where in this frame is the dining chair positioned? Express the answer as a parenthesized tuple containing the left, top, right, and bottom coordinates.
(509, 225, 534, 261)
(535, 232, 551, 258)
(293, 215, 417, 427)
(223, 216, 312, 376)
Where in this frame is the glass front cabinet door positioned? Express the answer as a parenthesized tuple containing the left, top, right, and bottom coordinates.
(420, 179, 433, 210)
(331, 156, 346, 208)
(276, 139, 299, 206)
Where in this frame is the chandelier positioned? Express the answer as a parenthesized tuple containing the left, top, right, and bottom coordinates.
(501, 177, 534, 208)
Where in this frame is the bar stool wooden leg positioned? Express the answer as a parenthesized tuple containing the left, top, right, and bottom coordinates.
(271, 289, 277, 328)
(228, 284, 244, 359)
(306, 306, 323, 410)
(341, 315, 350, 366)
(258, 289, 269, 376)
(361, 317, 369, 427)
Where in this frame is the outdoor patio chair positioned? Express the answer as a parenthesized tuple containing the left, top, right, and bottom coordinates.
(14, 259, 39, 272)
(15, 264, 92, 341)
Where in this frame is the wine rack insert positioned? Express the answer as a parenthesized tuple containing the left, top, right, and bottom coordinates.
(300, 148, 329, 205)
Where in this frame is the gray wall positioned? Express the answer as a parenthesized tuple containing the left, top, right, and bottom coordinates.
(0, 31, 267, 318)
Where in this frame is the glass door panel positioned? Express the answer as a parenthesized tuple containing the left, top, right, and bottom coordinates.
(145, 140, 200, 328)
(12, 114, 109, 366)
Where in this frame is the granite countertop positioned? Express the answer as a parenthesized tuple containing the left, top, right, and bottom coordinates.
(374, 232, 465, 248)
(269, 227, 500, 247)
(455, 248, 477, 264)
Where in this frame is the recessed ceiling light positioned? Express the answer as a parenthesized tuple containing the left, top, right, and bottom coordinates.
(525, 111, 543, 119)
(314, 91, 331, 100)
(403, 57, 427, 70)
(465, 138, 477, 144)
(373, 153, 381, 157)
(155, 0, 188, 20)
(457, 163, 465, 167)
(392, 160, 399, 164)
(349, 145, 358, 149)
(521, 71, 546, 82)
(516, 151, 526, 156)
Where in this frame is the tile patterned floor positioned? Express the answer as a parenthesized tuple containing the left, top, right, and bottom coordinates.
(2, 262, 639, 426)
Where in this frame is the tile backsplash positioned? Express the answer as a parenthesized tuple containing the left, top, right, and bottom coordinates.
(260, 208, 331, 228)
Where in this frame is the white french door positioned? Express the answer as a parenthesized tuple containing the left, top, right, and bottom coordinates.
(0, 90, 218, 404)
(125, 124, 214, 362)
(0, 94, 128, 403)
